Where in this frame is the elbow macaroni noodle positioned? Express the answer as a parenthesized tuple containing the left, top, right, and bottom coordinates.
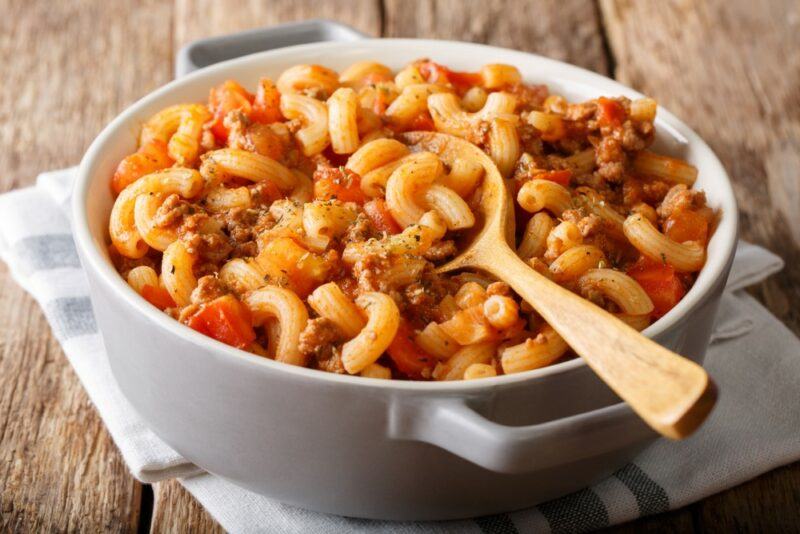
(107, 59, 716, 380)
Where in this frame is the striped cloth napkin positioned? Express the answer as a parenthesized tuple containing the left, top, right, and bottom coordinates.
(2, 168, 800, 533)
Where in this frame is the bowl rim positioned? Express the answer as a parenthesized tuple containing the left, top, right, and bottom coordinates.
(73, 38, 739, 392)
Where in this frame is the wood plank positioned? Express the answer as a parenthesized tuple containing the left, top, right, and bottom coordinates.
(382, 0, 610, 74)
(0, 0, 174, 531)
(600, 0, 800, 530)
(172, 0, 382, 51)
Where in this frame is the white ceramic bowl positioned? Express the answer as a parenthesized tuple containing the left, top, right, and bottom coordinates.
(73, 38, 738, 520)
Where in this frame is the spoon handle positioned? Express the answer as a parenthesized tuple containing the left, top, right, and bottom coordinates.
(481, 246, 716, 439)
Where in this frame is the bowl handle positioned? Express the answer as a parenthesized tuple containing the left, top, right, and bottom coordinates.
(175, 19, 369, 77)
(388, 398, 655, 473)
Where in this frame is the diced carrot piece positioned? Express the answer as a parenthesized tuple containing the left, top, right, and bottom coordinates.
(627, 256, 686, 318)
(111, 139, 173, 194)
(439, 305, 499, 345)
(313, 166, 367, 204)
(186, 295, 256, 349)
(597, 97, 626, 128)
(141, 284, 176, 310)
(387, 321, 436, 378)
(257, 237, 331, 297)
(664, 209, 709, 244)
(363, 199, 401, 235)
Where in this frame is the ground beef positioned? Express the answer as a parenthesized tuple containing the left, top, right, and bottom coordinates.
(486, 282, 511, 296)
(221, 207, 274, 258)
(641, 180, 672, 205)
(224, 111, 250, 151)
(565, 101, 598, 122)
(422, 240, 457, 262)
(183, 229, 233, 263)
(516, 126, 545, 159)
(350, 252, 393, 293)
(298, 318, 346, 373)
(154, 194, 191, 228)
(343, 213, 376, 243)
(469, 120, 492, 147)
(621, 120, 653, 151)
(562, 209, 603, 238)
(505, 82, 549, 110)
(190, 275, 229, 305)
(399, 268, 451, 326)
(595, 136, 626, 183)
(657, 184, 707, 218)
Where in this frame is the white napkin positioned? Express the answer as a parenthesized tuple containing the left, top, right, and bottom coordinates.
(1, 168, 798, 534)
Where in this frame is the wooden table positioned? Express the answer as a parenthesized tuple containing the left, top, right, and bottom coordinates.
(1, 0, 798, 531)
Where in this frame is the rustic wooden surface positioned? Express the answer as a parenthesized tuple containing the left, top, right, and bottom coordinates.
(0, 0, 797, 532)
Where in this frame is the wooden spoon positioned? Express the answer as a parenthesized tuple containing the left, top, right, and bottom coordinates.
(401, 131, 716, 439)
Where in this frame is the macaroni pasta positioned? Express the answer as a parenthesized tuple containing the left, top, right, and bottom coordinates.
(107, 59, 716, 380)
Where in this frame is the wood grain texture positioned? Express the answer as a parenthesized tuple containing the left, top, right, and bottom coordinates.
(383, 0, 609, 74)
(173, 0, 382, 51)
(0, 0, 174, 531)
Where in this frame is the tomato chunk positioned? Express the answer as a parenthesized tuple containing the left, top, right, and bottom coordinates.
(416, 61, 480, 93)
(387, 321, 436, 378)
(364, 199, 401, 235)
(313, 166, 367, 204)
(141, 284, 176, 311)
(537, 169, 572, 187)
(627, 256, 686, 319)
(111, 139, 173, 194)
(416, 61, 451, 85)
(408, 111, 436, 131)
(664, 209, 709, 244)
(446, 69, 483, 91)
(186, 295, 256, 349)
(597, 97, 626, 128)
(208, 80, 254, 142)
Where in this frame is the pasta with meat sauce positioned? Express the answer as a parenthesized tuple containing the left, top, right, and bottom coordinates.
(108, 59, 716, 380)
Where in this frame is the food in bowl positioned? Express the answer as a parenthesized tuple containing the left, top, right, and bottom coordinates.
(107, 59, 716, 381)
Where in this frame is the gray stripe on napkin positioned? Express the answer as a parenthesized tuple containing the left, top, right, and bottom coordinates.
(539, 488, 609, 533)
(475, 513, 520, 534)
(614, 463, 669, 515)
(13, 235, 80, 272)
(45, 297, 98, 338)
